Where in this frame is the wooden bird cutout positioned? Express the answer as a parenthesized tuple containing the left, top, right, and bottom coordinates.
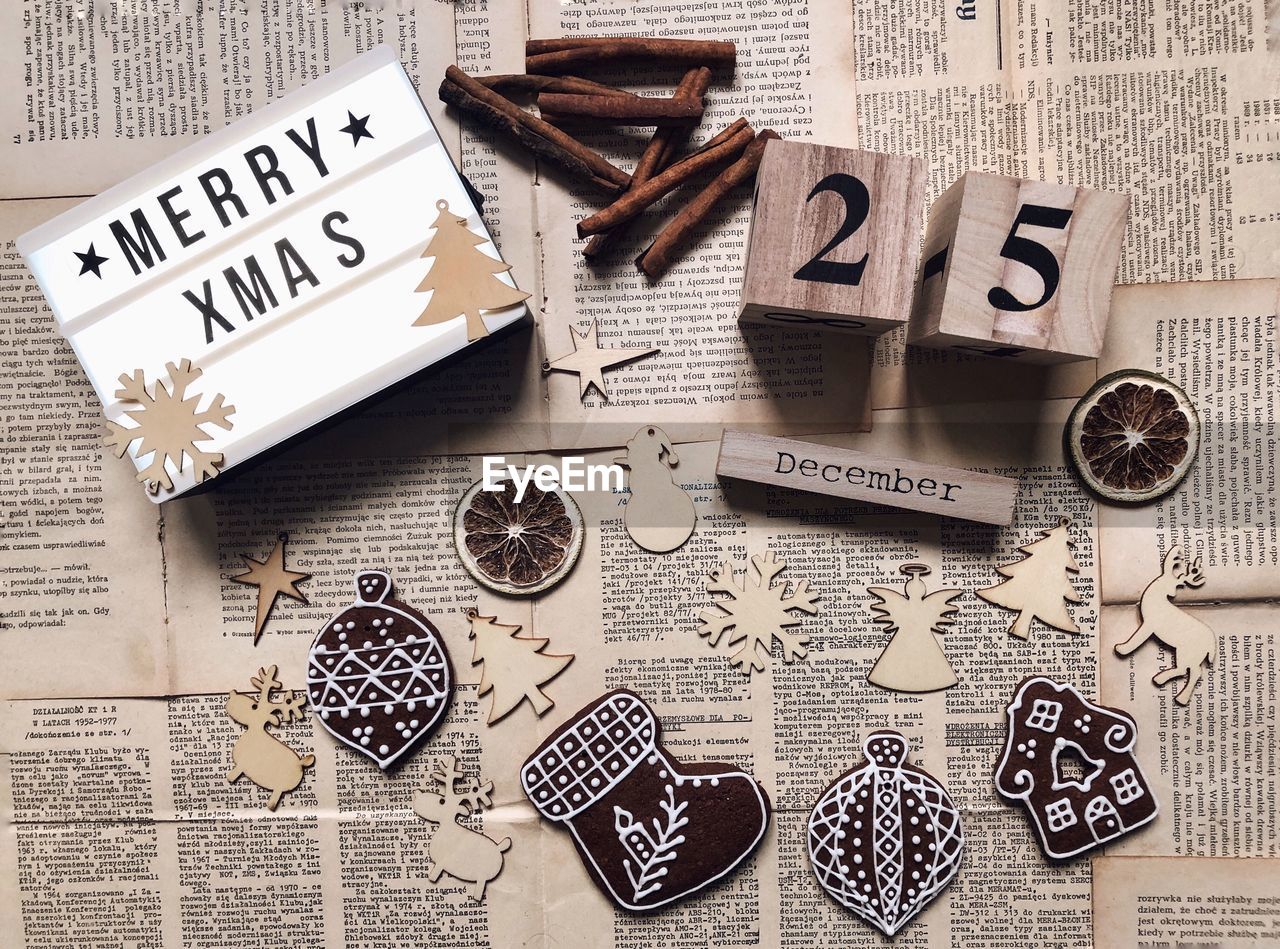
(232, 534, 310, 644)
(543, 320, 659, 401)
(866, 563, 962, 693)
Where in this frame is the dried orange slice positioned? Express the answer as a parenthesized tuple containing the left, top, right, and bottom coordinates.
(1066, 369, 1199, 503)
(454, 478, 583, 595)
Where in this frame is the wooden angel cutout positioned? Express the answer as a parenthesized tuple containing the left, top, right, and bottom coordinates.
(1115, 547, 1215, 704)
(468, 608, 574, 724)
(413, 756, 512, 901)
(226, 665, 314, 810)
(977, 516, 1083, 639)
(414, 199, 530, 341)
(616, 425, 696, 552)
(867, 563, 962, 693)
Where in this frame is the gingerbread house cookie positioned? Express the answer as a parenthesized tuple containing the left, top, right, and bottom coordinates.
(995, 676, 1158, 860)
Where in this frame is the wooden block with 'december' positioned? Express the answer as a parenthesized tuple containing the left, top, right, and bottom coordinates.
(716, 431, 1019, 526)
(908, 171, 1129, 364)
(738, 140, 925, 336)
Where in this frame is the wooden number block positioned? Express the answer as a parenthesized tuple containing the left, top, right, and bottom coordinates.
(908, 172, 1129, 363)
(738, 140, 926, 336)
(716, 431, 1019, 526)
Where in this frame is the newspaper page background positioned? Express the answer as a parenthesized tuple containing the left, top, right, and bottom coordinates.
(2, 1, 1279, 948)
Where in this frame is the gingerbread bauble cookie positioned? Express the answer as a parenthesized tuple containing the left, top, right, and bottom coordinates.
(520, 689, 770, 912)
(307, 571, 453, 769)
(808, 731, 964, 937)
(996, 676, 1158, 860)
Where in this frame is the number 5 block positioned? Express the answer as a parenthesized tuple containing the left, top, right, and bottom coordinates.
(907, 172, 1129, 363)
(738, 140, 926, 336)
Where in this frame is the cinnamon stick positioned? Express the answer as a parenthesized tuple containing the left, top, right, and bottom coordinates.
(526, 38, 736, 74)
(476, 74, 634, 98)
(583, 67, 711, 260)
(538, 92, 705, 126)
(637, 130, 780, 280)
(576, 121, 754, 238)
(664, 117, 750, 171)
(439, 65, 630, 193)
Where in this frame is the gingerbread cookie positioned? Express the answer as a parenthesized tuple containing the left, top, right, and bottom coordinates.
(808, 731, 964, 936)
(520, 689, 770, 912)
(995, 676, 1158, 860)
(307, 570, 453, 769)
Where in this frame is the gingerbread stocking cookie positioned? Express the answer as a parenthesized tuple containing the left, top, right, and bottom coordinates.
(520, 689, 770, 912)
(307, 570, 453, 769)
(996, 677, 1159, 860)
(808, 731, 964, 936)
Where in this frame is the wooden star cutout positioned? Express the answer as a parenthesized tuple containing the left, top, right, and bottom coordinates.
(543, 320, 659, 401)
(232, 534, 310, 644)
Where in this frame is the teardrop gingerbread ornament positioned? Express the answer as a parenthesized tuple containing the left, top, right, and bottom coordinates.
(808, 731, 964, 937)
(307, 570, 453, 769)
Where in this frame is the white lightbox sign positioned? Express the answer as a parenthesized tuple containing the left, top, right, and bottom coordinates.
(19, 45, 529, 502)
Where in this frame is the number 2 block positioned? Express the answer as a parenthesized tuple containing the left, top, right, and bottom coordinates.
(738, 140, 925, 336)
(907, 172, 1129, 363)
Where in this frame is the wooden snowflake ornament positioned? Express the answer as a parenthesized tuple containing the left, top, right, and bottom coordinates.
(697, 551, 820, 677)
(808, 731, 964, 936)
(103, 358, 235, 494)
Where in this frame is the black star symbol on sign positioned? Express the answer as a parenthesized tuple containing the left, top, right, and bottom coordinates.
(75, 243, 109, 279)
(340, 111, 373, 147)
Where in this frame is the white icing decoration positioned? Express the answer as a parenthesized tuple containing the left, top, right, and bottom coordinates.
(613, 784, 688, 902)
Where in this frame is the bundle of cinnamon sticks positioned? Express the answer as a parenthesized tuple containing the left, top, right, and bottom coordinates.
(437, 36, 778, 281)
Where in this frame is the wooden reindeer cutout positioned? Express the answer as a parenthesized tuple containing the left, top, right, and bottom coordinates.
(617, 425, 696, 552)
(414, 756, 512, 901)
(1115, 548, 1215, 705)
(227, 665, 315, 810)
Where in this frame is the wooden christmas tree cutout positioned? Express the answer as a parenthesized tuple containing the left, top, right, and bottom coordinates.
(617, 425, 696, 552)
(414, 199, 530, 341)
(468, 608, 574, 724)
(103, 358, 235, 494)
(867, 563, 962, 693)
(698, 551, 820, 677)
(1115, 547, 1215, 705)
(413, 756, 512, 901)
(977, 516, 1083, 640)
(542, 319, 659, 401)
(226, 665, 315, 810)
(231, 533, 310, 644)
